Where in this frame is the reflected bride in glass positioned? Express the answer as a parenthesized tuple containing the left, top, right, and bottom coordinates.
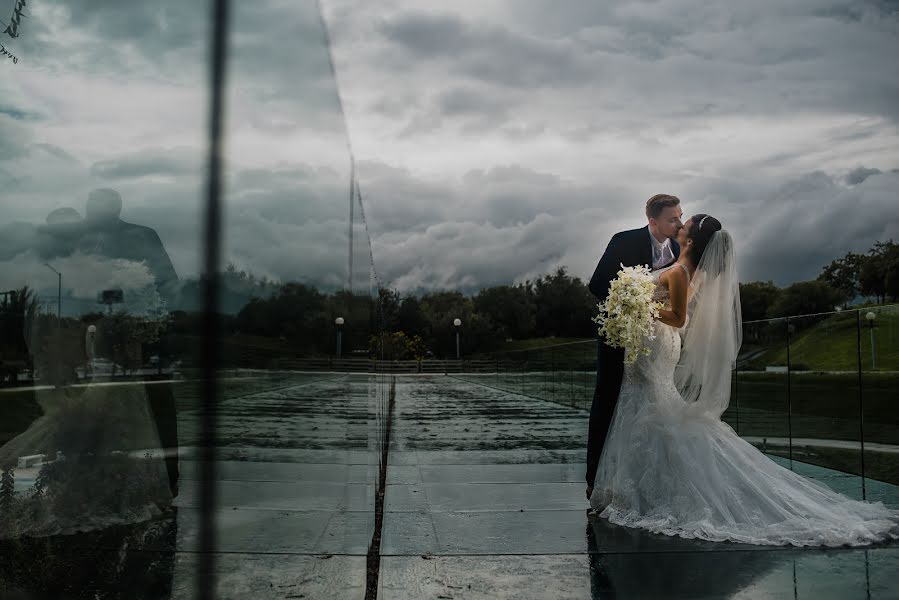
(0, 243, 173, 538)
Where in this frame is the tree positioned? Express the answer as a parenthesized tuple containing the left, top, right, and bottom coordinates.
(857, 241, 899, 303)
(766, 280, 844, 319)
(817, 252, 864, 305)
(473, 284, 536, 340)
(739, 281, 781, 322)
(378, 288, 402, 331)
(533, 267, 594, 338)
(0, 286, 39, 381)
(236, 282, 330, 354)
(369, 331, 428, 360)
(396, 296, 426, 339)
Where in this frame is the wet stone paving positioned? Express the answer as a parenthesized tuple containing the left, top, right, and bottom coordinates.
(3, 374, 898, 599)
(378, 376, 899, 600)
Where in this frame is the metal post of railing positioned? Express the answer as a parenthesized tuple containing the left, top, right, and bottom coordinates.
(785, 317, 794, 469)
(550, 346, 555, 404)
(197, 0, 230, 596)
(856, 309, 868, 499)
(734, 364, 740, 436)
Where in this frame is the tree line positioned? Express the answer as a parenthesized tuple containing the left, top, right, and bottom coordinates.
(1, 239, 895, 373)
(742, 240, 898, 322)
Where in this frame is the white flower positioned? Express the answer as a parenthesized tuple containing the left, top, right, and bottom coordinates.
(593, 264, 662, 364)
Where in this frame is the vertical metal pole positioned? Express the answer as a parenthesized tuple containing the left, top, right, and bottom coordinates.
(348, 169, 355, 296)
(785, 318, 793, 469)
(734, 364, 740, 436)
(56, 272, 61, 322)
(857, 310, 868, 500)
(455, 330, 460, 360)
(198, 0, 230, 598)
(870, 327, 876, 370)
(337, 330, 342, 359)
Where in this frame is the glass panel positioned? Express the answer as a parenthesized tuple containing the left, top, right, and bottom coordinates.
(787, 311, 863, 480)
(196, 1, 385, 595)
(728, 319, 792, 462)
(0, 3, 207, 596)
(860, 305, 899, 488)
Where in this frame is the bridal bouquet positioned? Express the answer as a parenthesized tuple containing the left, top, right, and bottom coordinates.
(593, 264, 663, 364)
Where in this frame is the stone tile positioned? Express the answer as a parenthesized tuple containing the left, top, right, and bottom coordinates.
(385, 484, 429, 513)
(386, 465, 423, 484)
(428, 510, 591, 555)
(175, 479, 373, 512)
(392, 449, 585, 465)
(381, 511, 440, 556)
(166, 507, 332, 554)
(419, 464, 569, 484)
(316, 511, 375, 555)
(179, 460, 352, 483)
(421, 482, 584, 513)
(171, 553, 366, 600)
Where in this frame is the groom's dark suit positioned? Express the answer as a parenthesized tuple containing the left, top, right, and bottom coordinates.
(586, 226, 679, 488)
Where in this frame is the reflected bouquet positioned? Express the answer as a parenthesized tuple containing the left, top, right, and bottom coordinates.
(593, 264, 662, 364)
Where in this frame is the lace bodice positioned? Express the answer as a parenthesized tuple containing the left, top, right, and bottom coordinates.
(650, 263, 689, 307)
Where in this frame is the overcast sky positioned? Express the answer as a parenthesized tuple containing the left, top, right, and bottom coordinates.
(1, 0, 897, 297)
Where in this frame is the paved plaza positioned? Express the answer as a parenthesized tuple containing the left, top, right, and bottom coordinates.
(2, 374, 897, 598)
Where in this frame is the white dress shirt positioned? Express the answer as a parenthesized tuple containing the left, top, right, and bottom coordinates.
(649, 229, 674, 270)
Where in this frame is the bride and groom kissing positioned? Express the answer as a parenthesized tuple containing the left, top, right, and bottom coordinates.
(583, 194, 898, 546)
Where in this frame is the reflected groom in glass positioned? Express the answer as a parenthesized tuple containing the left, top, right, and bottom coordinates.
(79, 188, 180, 301)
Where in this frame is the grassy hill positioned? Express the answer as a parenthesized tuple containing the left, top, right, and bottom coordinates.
(744, 306, 899, 371)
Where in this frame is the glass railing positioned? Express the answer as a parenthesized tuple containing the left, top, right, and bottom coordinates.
(0, 2, 390, 598)
(453, 305, 899, 490)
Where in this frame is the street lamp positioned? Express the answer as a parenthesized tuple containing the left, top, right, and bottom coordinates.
(44, 263, 61, 322)
(866, 311, 876, 370)
(86, 324, 97, 377)
(335, 317, 344, 358)
(453, 318, 462, 359)
(44, 263, 62, 385)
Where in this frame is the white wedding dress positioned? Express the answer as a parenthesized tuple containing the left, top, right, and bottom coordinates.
(590, 260, 899, 547)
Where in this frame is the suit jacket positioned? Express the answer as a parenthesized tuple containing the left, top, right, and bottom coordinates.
(588, 226, 680, 303)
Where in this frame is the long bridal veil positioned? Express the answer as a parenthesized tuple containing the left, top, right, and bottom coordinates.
(674, 230, 742, 418)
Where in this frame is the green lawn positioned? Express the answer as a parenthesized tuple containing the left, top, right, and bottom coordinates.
(743, 306, 899, 371)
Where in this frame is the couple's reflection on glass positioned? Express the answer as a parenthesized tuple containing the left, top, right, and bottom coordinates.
(0, 189, 180, 598)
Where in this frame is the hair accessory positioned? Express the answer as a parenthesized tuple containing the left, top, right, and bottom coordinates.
(699, 215, 710, 230)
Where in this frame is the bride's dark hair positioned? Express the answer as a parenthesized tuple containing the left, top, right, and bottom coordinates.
(687, 214, 722, 264)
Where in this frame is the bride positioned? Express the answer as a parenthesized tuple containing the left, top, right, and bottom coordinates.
(589, 214, 899, 546)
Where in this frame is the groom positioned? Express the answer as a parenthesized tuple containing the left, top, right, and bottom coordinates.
(585, 194, 683, 500)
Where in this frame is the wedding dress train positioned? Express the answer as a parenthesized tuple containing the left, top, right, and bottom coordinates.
(590, 263, 899, 547)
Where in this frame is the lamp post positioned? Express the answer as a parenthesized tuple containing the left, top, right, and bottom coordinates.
(453, 318, 462, 359)
(44, 263, 62, 385)
(44, 263, 61, 322)
(866, 311, 876, 370)
(335, 317, 344, 359)
(86, 324, 97, 377)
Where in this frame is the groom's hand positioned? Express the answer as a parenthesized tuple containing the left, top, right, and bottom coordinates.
(586, 486, 593, 500)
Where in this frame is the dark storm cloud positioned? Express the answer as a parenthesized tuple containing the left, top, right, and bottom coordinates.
(845, 166, 883, 185)
(725, 171, 899, 285)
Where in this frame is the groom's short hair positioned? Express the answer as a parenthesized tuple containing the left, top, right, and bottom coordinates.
(645, 194, 681, 219)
